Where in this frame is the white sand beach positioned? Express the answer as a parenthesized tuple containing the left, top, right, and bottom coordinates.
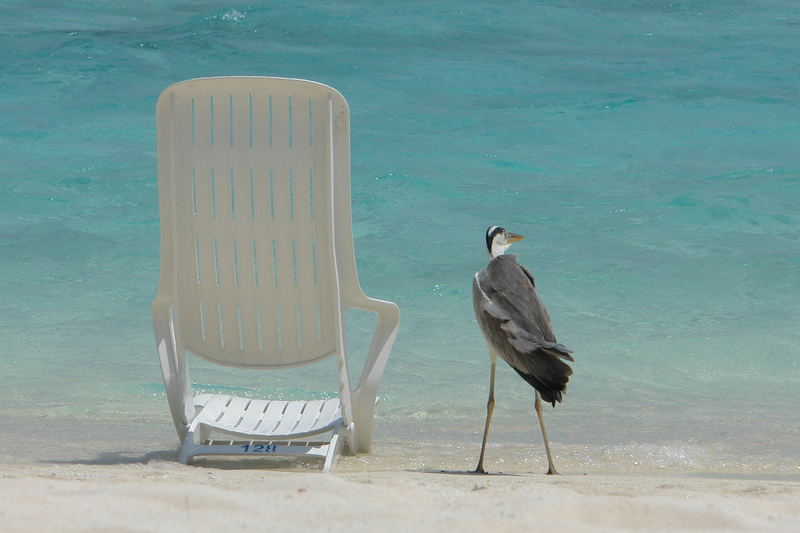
(1, 462, 798, 532)
(3, 2, 800, 532)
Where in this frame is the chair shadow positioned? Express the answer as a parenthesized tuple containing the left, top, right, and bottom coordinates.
(46, 449, 180, 466)
(46, 450, 325, 471)
(190, 456, 323, 470)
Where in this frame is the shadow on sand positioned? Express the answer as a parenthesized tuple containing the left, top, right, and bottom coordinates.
(46, 450, 328, 471)
(413, 468, 526, 477)
(45, 449, 179, 465)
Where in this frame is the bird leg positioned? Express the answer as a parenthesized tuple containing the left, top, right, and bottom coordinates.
(473, 358, 496, 474)
(534, 391, 559, 475)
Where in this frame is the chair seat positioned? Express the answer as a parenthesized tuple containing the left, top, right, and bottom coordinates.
(191, 394, 343, 439)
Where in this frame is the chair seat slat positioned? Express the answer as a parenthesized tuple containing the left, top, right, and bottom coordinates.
(270, 401, 306, 435)
(236, 399, 270, 433)
(217, 396, 251, 427)
(254, 400, 289, 434)
(292, 400, 325, 434)
(317, 398, 342, 427)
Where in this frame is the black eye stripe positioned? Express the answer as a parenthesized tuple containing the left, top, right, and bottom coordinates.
(485, 226, 505, 250)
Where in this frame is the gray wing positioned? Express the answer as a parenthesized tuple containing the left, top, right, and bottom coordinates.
(472, 254, 573, 405)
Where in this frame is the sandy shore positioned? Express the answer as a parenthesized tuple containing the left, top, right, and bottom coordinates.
(1, 462, 798, 532)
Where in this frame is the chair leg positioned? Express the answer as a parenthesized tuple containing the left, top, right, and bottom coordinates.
(178, 430, 196, 464)
(178, 425, 210, 464)
(349, 393, 377, 454)
(323, 429, 343, 472)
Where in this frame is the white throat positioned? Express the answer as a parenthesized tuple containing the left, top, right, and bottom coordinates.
(490, 240, 511, 259)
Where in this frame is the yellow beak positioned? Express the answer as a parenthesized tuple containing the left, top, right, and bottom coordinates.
(507, 232, 525, 243)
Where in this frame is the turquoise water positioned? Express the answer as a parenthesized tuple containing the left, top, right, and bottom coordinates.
(1, 1, 798, 474)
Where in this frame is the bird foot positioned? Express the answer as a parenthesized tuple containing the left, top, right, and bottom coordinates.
(472, 466, 488, 475)
(546, 467, 560, 476)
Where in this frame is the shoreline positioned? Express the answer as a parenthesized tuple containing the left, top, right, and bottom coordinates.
(1, 462, 798, 532)
(2, 433, 798, 479)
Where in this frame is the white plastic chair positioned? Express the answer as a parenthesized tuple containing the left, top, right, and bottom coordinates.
(152, 77, 400, 471)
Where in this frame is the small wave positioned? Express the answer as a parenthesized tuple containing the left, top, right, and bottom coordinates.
(221, 9, 246, 23)
(598, 443, 704, 469)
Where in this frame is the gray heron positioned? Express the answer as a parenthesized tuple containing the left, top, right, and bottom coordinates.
(472, 226, 574, 474)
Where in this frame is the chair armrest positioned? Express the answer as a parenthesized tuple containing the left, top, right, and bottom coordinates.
(343, 295, 399, 453)
(152, 299, 193, 439)
(348, 296, 400, 397)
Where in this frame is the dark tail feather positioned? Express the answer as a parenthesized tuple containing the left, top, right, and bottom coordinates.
(514, 347, 573, 407)
(542, 341, 574, 361)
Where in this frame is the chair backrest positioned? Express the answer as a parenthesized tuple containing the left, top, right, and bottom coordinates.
(155, 77, 354, 368)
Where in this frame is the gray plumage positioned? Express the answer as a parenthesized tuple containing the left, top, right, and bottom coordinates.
(473, 253, 574, 405)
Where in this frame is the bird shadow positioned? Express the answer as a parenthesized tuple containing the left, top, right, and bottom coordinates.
(412, 468, 526, 477)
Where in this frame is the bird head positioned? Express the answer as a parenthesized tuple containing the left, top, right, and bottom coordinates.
(485, 226, 524, 259)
